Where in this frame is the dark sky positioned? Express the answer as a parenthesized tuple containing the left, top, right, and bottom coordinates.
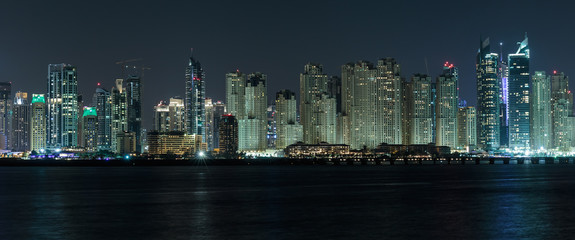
(1, 1, 573, 129)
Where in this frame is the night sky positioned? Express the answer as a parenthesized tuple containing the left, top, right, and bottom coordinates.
(1, 1, 573, 129)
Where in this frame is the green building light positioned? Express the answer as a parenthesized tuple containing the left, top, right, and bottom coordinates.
(31, 94, 45, 104)
(83, 107, 97, 117)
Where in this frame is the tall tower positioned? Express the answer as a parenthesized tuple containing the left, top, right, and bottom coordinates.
(238, 72, 268, 151)
(530, 71, 551, 150)
(508, 34, 530, 150)
(11, 92, 29, 152)
(0, 82, 11, 149)
(275, 90, 303, 149)
(111, 79, 127, 152)
(81, 107, 98, 151)
(225, 70, 246, 118)
(92, 88, 112, 151)
(126, 75, 142, 153)
(349, 61, 377, 149)
(436, 69, 458, 149)
(47, 64, 78, 149)
(153, 101, 170, 132)
(476, 38, 500, 151)
(551, 71, 572, 151)
(377, 58, 403, 145)
(457, 106, 477, 151)
(300, 63, 336, 144)
(405, 74, 433, 145)
(219, 114, 238, 158)
(30, 94, 47, 152)
(185, 55, 205, 139)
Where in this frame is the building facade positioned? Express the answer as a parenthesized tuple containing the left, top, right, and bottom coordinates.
(81, 107, 98, 151)
(507, 35, 530, 150)
(300, 63, 336, 144)
(457, 106, 477, 151)
(30, 94, 46, 152)
(47, 64, 78, 149)
(125, 75, 142, 153)
(92, 88, 112, 151)
(238, 72, 268, 151)
(530, 71, 551, 151)
(185, 56, 205, 139)
(436, 72, 458, 149)
(476, 38, 500, 151)
(275, 90, 303, 149)
(12, 92, 29, 152)
(405, 74, 433, 145)
(219, 114, 238, 158)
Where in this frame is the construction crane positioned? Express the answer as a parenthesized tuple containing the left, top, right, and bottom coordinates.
(115, 58, 143, 77)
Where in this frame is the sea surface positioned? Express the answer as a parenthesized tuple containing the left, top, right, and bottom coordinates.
(1, 165, 575, 239)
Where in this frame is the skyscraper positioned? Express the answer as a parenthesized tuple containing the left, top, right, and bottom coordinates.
(30, 94, 46, 152)
(436, 70, 458, 149)
(376, 58, 403, 145)
(225, 70, 246, 119)
(126, 75, 142, 153)
(81, 107, 98, 151)
(211, 101, 226, 150)
(551, 71, 572, 151)
(275, 90, 303, 149)
(168, 97, 186, 132)
(300, 63, 336, 144)
(153, 101, 169, 132)
(185, 55, 205, 139)
(11, 92, 29, 152)
(92, 88, 112, 151)
(219, 114, 238, 158)
(47, 64, 78, 149)
(530, 71, 551, 150)
(0, 82, 11, 149)
(111, 79, 127, 152)
(404, 74, 433, 145)
(507, 35, 530, 150)
(476, 38, 500, 151)
(457, 106, 477, 151)
(238, 72, 268, 151)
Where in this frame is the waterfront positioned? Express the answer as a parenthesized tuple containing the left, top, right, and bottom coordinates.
(1, 166, 574, 239)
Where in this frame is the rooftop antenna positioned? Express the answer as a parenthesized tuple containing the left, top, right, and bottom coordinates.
(499, 41, 503, 62)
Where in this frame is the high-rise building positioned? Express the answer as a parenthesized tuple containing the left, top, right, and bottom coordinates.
(499, 59, 509, 148)
(0, 82, 11, 149)
(126, 75, 142, 153)
(476, 38, 500, 151)
(30, 94, 46, 152)
(211, 101, 226, 150)
(457, 106, 477, 151)
(238, 72, 268, 151)
(153, 101, 169, 132)
(11, 92, 29, 152)
(266, 105, 276, 148)
(92, 88, 112, 151)
(225, 70, 246, 118)
(275, 90, 303, 149)
(404, 74, 433, 145)
(47, 64, 78, 149)
(300, 63, 336, 144)
(551, 71, 572, 151)
(185, 55, 205, 139)
(436, 70, 458, 149)
(508, 35, 530, 150)
(219, 114, 238, 158)
(376, 58, 403, 145)
(111, 79, 127, 152)
(81, 107, 98, 151)
(530, 71, 551, 151)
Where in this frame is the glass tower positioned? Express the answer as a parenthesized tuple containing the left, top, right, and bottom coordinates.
(508, 35, 530, 150)
(476, 38, 500, 151)
(47, 64, 78, 149)
(185, 56, 205, 139)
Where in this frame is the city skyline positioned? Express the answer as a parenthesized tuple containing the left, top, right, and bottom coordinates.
(2, 1, 575, 130)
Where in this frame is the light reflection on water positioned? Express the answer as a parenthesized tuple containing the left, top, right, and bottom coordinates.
(0, 166, 574, 239)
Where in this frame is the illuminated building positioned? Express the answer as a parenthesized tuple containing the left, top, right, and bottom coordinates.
(238, 72, 267, 151)
(0, 82, 11, 149)
(507, 35, 530, 149)
(551, 71, 572, 151)
(92, 88, 112, 151)
(499, 59, 509, 148)
(81, 107, 98, 151)
(266, 105, 276, 148)
(147, 131, 206, 156)
(12, 92, 29, 152)
(404, 74, 433, 145)
(225, 70, 246, 118)
(436, 70, 458, 149)
(153, 101, 169, 132)
(348, 61, 378, 149)
(530, 71, 551, 150)
(153, 97, 185, 133)
(116, 131, 136, 155)
(275, 90, 303, 149)
(30, 94, 46, 152)
(219, 114, 238, 157)
(284, 142, 349, 158)
(47, 64, 78, 149)
(111, 79, 128, 152)
(457, 106, 477, 151)
(185, 55, 205, 139)
(205, 98, 226, 151)
(126, 75, 142, 153)
(476, 38, 500, 151)
(376, 58, 403, 145)
(300, 63, 336, 144)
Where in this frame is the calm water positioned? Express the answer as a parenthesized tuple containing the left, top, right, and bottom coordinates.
(1, 165, 574, 239)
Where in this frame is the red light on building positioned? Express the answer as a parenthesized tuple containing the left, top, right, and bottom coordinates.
(553, 70, 557, 74)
